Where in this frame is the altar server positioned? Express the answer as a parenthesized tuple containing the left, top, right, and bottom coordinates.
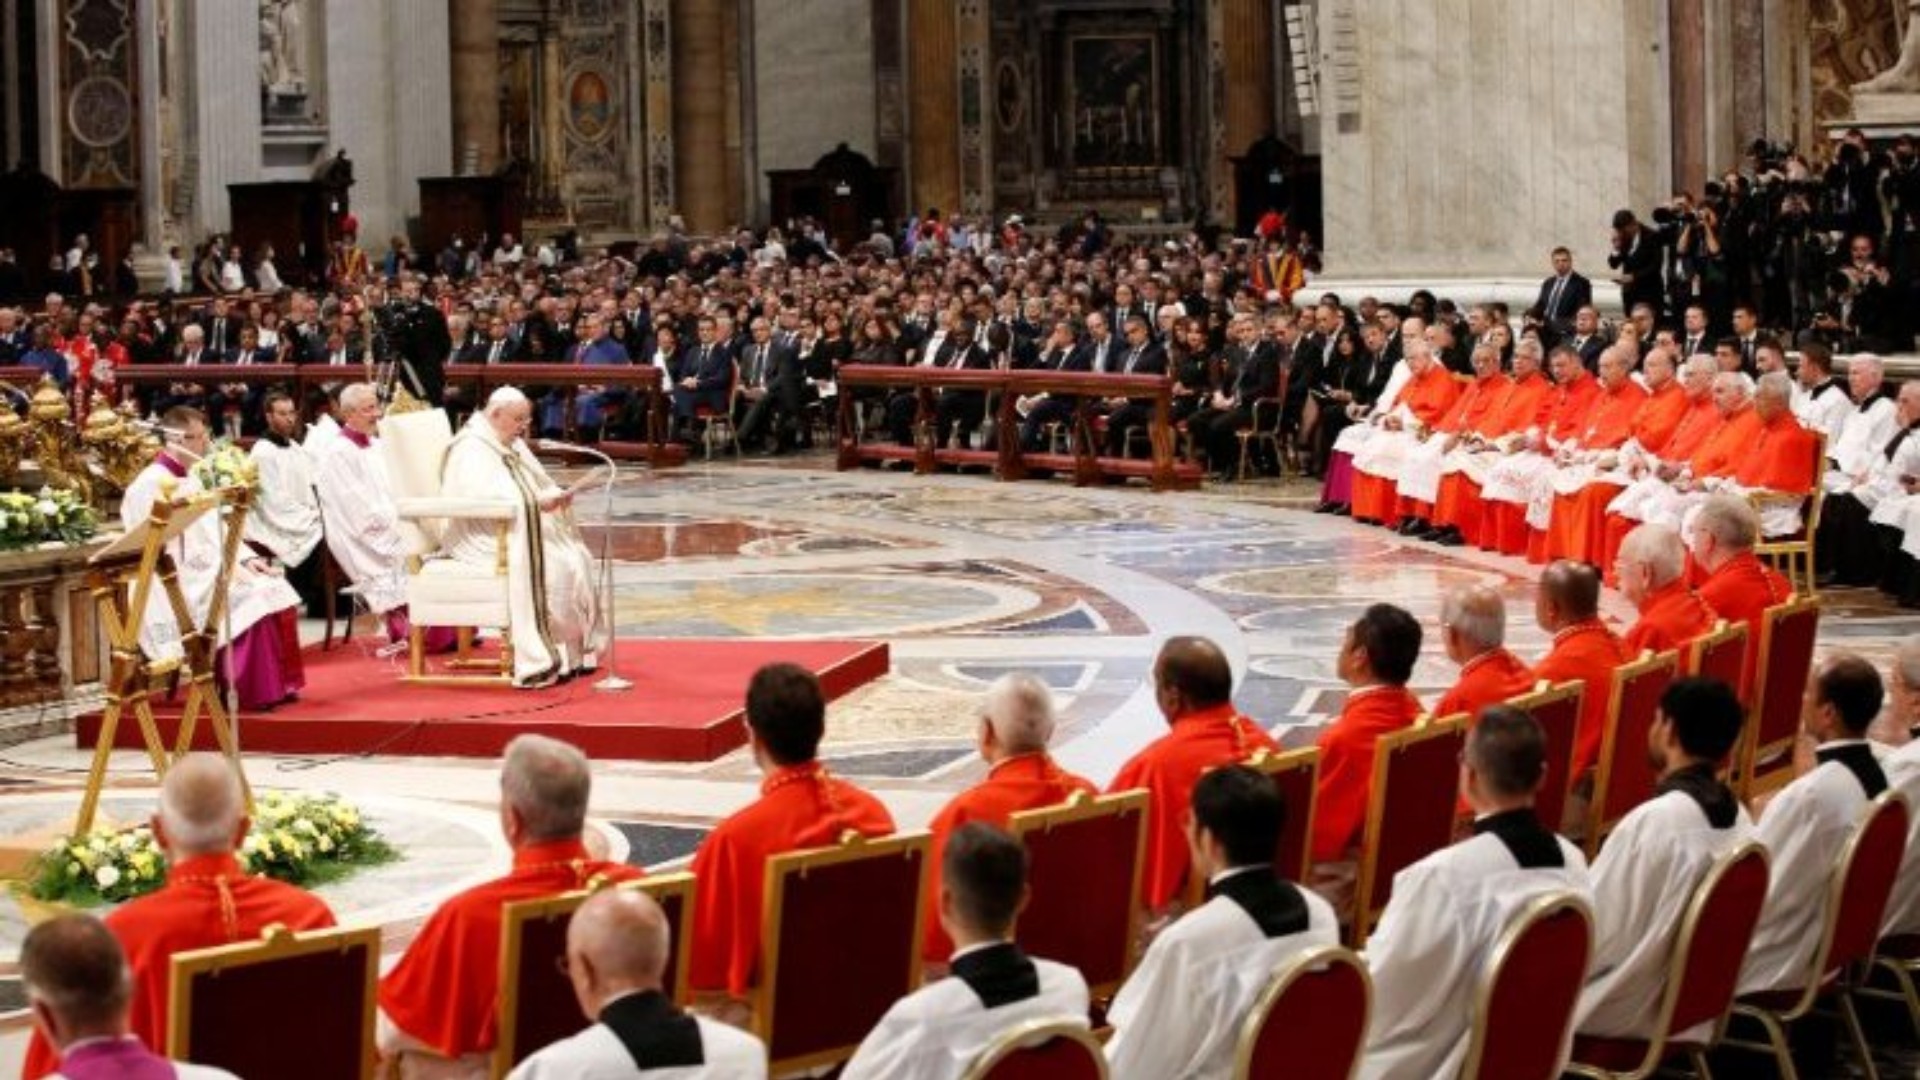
(245, 390, 327, 616)
(1105, 766, 1339, 1079)
(1361, 707, 1592, 1080)
(312, 383, 416, 642)
(1575, 678, 1754, 1039)
(842, 824, 1088, 1080)
(122, 406, 304, 710)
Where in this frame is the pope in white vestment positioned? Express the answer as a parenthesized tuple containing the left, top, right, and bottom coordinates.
(440, 388, 605, 687)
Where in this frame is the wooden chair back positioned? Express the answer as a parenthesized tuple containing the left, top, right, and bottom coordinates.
(1353, 714, 1471, 946)
(166, 924, 380, 1080)
(755, 830, 931, 1076)
(1504, 681, 1583, 835)
(1585, 650, 1679, 856)
(492, 873, 694, 1078)
(1232, 945, 1371, 1080)
(962, 1019, 1109, 1080)
(1737, 597, 1820, 800)
(1007, 790, 1147, 998)
(1461, 893, 1594, 1080)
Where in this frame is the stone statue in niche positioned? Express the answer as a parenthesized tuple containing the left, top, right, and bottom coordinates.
(1856, 0, 1920, 94)
(259, 0, 307, 96)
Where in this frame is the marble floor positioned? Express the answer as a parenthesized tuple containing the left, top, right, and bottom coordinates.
(0, 456, 1915, 1075)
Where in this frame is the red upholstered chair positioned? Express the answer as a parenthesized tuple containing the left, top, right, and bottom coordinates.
(1567, 841, 1772, 1079)
(1352, 713, 1471, 947)
(1007, 790, 1147, 999)
(1459, 892, 1594, 1080)
(1737, 597, 1820, 800)
(1504, 681, 1583, 836)
(1867, 932, 1920, 1037)
(166, 924, 381, 1080)
(1584, 650, 1679, 857)
(1729, 792, 1910, 1079)
(754, 830, 932, 1076)
(1750, 430, 1826, 597)
(1683, 618, 1750, 703)
(492, 874, 694, 1076)
(961, 1018, 1108, 1080)
(1247, 746, 1319, 883)
(1232, 944, 1370, 1080)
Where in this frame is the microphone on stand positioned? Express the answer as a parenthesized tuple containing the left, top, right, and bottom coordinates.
(533, 438, 632, 692)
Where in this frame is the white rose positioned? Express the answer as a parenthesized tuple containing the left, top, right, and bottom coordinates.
(94, 864, 120, 889)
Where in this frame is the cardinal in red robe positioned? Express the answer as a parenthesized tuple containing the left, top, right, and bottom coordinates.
(1109, 637, 1278, 910)
(1311, 607, 1425, 863)
(1433, 586, 1537, 720)
(1430, 352, 1554, 546)
(23, 756, 335, 1080)
(1530, 562, 1634, 782)
(1618, 524, 1719, 655)
(1688, 494, 1795, 695)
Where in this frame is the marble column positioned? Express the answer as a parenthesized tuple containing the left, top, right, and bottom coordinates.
(642, 0, 674, 229)
(674, 0, 731, 232)
(906, 0, 959, 216)
(751, 0, 878, 214)
(191, 0, 263, 233)
(449, 0, 500, 175)
(1669, 0, 1707, 195)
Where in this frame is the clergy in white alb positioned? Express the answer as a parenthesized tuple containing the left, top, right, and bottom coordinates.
(245, 390, 326, 615)
(1361, 706, 1593, 1080)
(313, 384, 412, 633)
(840, 823, 1088, 1080)
(1880, 639, 1920, 939)
(122, 407, 304, 710)
(1575, 677, 1755, 1041)
(1789, 342, 1850, 444)
(507, 889, 765, 1080)
(439, 388, 605, 688)
(1105, 765, 1339, 1080)
(1739, 654, 1892, 996)
(1822, 354, 1899, 497)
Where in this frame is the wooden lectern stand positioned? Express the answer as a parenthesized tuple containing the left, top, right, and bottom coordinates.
(77, 485, 255, 835)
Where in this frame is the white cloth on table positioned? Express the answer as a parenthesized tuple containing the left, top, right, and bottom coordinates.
(313, 432, 409, 616)
(245, 436, 323, 566)
(1738, 759, 1878, 996)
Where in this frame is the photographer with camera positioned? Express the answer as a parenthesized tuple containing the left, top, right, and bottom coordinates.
(1608, 210, 1666, 322)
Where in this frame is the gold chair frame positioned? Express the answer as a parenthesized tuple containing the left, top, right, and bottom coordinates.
(1566, 840, 1772, 1080)
(491, 872, 695, 1080)
(1352, 712, 1470, 948)
(960, 1017, 1110, 1080)
(1458, 890, 1595, 1080)
(1749, 430, 1826, 598)
(1736, 595, 1821, 801)
(1725, 792, 1911, 1080)
(1585, 649, 1680, 857)
(166, 923, 381, 1079)
(1231, 944, 1371, 1080)
(755, 829, 932, 1076)
(1006, 789, 1148, 999)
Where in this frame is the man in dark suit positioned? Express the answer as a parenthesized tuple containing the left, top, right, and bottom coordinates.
(927, 320, 994, 449)
(197, 298, 238, 362)
(735, 316, 806, 453)
(1606, 210, 1666, 322)
(1531, 246, 1593, 342)
(1016, 319, 1092, 451)
(671, 314, 736, 440)
(1101, 314, 1171, 457)
(1566, 306, 1606, 371)
(1189, 314, 1285, 479)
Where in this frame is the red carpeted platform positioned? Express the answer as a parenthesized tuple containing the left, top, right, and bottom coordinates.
(75, 638, 889, 763)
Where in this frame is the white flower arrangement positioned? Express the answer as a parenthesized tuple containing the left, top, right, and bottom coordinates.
(189, 439, 260, 495)
(0, 486, 97, 550)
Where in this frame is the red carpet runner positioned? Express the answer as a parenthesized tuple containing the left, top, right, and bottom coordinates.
(75, 638, 890, 762)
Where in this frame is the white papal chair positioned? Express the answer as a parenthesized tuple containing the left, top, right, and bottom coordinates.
(377, 404, 517, 683)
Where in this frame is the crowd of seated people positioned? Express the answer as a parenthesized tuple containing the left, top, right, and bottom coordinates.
(22, 577, 1920, 1078)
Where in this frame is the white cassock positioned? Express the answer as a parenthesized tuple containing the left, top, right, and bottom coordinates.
(1738, 746, 1884, 995)
(245, 435, 323, 567)
(1361, 817, 1592, 1080)
(302, 413, 340, 454)
(1105, 871, 1339, 1080)
(1883, 738, 1920, 937)
(121, 456, 301, 663)
(1575, 779, 1756, 1040)
(1853, 428, 1920, 520)
(840, 944, 1088, 1080)
(1793, 380, 1852, 447)
(1824, 395, 1899, 496)
(1331, 361, 1414, 457)
(507, 1015, 767, 1079)
(314, 429, 410, 616)
(440, 420, 605, 685)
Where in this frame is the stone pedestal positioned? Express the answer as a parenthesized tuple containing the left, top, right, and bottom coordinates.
(1834, 92, 1920, 138)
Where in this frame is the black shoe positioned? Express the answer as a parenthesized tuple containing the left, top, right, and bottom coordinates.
(1396, 517, 1429, 536)
(1430, 526, 1466, 546)
(1314, 500, 1341, 514)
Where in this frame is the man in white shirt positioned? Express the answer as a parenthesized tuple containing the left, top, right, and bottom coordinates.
(1823, 354, 1898, 496)
(508, 889, 765, 1079)
(1740, 653, 1891, 995)
(1575, 677, 1755, 1039)
(22, 913, 239, 1080)
(1788, 340, 1850, 442)
(1105, 765, 1339, 1079)
(1361, 706, 1593, 1080)
(841, 823, 1089, 1080)
(245, 390, 327, 616)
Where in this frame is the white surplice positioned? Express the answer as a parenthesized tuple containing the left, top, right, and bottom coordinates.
(838, 950, 1088, 1080)
(1825, 396, 1900, 495)
(1882, 739, 1920, 937)
(1737, 757, 1878, 995)
(245, 435, 323, 566)
(1793, 381, 1851, 447)
(1360, 830, 1593, 1080)
(313, 430, 410, 616)
(120, 457, 301, 663)
(1574, 788, 1756, 1039)
(507, 1017, 767, 1080)
(439, 420, 605, 685)
(1105, 879, 1339, 1080)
